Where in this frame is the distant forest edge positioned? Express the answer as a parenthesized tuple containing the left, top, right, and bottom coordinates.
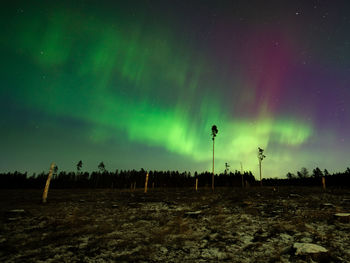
(1, 166, 350, 189)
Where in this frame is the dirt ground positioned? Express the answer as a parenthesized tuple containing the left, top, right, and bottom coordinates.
(0, 187, 349, 262)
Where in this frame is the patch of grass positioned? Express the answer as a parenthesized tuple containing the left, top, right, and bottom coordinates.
(150, 215, 193, 245)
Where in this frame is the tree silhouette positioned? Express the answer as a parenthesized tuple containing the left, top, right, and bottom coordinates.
(98, 162, 106, 173)
(257, 147, 266, 186)
(53, 165, 58, 175)
(77, 160, 83, 173)
(286, 172, 294, 180)
(298, 167, 309, 178)
(324, 169, 329, 176)
(312, 167, 323, 178)
(5, 166, 350, 189)
(211, 125, 218, 191)
(224, 162, 230, 175)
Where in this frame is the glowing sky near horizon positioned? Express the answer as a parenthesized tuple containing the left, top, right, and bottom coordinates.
(1, 1, 349, 177)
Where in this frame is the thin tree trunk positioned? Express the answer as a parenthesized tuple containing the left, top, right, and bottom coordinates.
(212, 139, 215, 191)
(322, 176, 326, 190)
(259, 160, 262, 186)
(144, 173, 149, 193)
(241, 162, 244, 188)
(42, 163, 55, 203)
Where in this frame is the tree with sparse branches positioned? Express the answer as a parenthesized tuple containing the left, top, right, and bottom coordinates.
(258, 147, 266, 186)
(211, 125, 218, 191)
(98, 162, 106, 173)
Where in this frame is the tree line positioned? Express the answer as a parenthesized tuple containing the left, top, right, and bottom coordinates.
(1, 162, 349, 189)
(263, 167, 350, 187)
(0, 161, 256, 189)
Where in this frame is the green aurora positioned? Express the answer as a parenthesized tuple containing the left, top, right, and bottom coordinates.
(1, 1, 349, 177)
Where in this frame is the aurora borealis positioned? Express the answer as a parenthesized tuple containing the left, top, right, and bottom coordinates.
(1, 1, 349, 177)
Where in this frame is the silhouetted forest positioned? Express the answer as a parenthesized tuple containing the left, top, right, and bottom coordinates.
(263, 167, 350, 187)
(0, 166, 349, 189)
(0, 168, 255, 189)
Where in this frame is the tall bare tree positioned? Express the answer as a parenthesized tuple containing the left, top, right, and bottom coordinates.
(211, 125, 218, 191)
(258, 147, 266, 186)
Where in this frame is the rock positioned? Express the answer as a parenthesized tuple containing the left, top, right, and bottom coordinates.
(321, 203, 335, 208)
(300, 237, 313, 243)
(280, 233, 293, 243)
(334, 213, 350, 223)
(293, 242, 327, 255)
(334, 212, 350, 216)
(9, 209, 25, 213)
(289, 194, 302, 198)
(184, 211, 202, 218)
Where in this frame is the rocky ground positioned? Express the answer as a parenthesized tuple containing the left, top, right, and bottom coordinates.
(0, 187, 350, 262)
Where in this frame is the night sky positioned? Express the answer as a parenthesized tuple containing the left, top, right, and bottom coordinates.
(1, 0, 349, 178)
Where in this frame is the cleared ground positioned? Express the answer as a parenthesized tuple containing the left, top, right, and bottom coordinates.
(0, 187, 349, 262)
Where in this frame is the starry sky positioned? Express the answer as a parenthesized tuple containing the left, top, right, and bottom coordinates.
(1, 0, 349, 177)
